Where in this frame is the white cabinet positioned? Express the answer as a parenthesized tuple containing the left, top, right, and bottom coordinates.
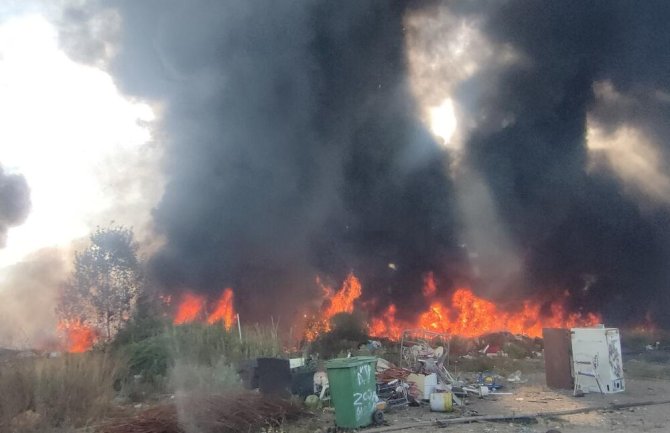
(570, 327, 624, 393)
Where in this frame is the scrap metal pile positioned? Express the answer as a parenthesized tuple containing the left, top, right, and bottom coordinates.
(374, 329, 513, 412)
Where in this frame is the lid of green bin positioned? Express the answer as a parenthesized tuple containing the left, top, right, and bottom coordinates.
(325, 356, 377, 369)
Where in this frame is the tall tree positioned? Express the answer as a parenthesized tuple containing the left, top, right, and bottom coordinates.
(58, 225, 142, 341)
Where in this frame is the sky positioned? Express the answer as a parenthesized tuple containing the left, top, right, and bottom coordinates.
(0, 6, 156, 274)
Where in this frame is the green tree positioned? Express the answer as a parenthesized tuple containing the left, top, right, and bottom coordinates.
(58, 225, 143, 341)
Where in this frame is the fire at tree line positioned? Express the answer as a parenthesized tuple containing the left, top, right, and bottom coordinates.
(54, 225, 604, 354)
(4, 227, 663, 433)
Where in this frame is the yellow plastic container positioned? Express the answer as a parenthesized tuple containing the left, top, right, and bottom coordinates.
(429, 392, 453, 412)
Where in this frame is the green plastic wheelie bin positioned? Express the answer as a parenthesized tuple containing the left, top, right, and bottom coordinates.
(325, 356, 380, 428)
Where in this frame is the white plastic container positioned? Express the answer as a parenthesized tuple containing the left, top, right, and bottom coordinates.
(407, 373, 437, 400)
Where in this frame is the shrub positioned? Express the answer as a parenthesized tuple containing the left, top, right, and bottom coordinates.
(123, 335, 171, 379)
(310, 312, 368, 358)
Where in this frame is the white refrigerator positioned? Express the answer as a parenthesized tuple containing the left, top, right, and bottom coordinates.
(570, 327, 625, 393)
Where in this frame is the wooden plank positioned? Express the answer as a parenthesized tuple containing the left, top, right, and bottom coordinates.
(543, 327, 573, 389)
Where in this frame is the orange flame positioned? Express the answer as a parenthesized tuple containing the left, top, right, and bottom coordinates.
(322, 272, 362, 318)
(304, 272, 362, 341)
(173, 289, 237, 328)
(308, 271, 601, 341)
(174, 292, 206, 324)
(58, 320, 97, 353)
(207, 288, 236, 329)
(369, 284, 601, 340)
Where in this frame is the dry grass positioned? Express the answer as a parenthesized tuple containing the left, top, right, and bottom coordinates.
(99, 391, 306, 433)
(0, 352, 119, 432)
(0, 322, 290, 431)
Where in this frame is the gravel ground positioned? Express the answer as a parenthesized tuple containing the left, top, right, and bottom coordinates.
(378, 372, 670, 433)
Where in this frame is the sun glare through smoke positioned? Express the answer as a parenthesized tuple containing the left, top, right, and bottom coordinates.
(429, 98, 457, 146)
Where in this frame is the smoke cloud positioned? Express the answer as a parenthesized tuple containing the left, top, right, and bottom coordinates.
(0, 164, 31, 247)
(0, 248, 68, 348)
(63, 0, 670, 327)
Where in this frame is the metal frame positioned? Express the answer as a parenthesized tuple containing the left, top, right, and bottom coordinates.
(398, 328, 450, 371)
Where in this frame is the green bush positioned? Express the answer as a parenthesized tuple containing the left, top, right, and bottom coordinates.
(123, 335, 172, 380)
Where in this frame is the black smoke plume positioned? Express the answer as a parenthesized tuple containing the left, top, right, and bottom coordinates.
(95, 0, 463, 321)
(0, 164, 30, 247)
(77, 0, 670, 326)
(464, 0, 670, 325)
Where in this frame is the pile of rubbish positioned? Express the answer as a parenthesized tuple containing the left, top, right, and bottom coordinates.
(371, 329, 517, 414)
(451, 332, 543, 359)
(299, 329, 526, 428)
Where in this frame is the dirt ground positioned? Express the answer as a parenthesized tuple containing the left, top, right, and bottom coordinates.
(289, 355, 670, 433)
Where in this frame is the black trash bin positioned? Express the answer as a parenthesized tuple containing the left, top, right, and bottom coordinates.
(237, 358, 259, 390)
(291, 366, 316, 397)
(256, 357, 291, 397)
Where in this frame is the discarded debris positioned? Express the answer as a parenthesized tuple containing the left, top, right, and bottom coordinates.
(507, 370, 528, 383)
(428, 391, 453, 412)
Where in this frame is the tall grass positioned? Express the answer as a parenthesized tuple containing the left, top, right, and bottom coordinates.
(0, 352, 119, 432)
(118, 321, 285, 401)
(167, 322, 284, 364)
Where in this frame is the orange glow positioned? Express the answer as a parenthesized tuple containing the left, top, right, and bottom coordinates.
(369, 304, 403, 340)
(174, 292, 205, 324)
(206, 288, 236, 329)
(632, 312, 657, 333)
(422, 272, 437, 297)
(58, 320, 97, 353)
(304, 272, 362, 341)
